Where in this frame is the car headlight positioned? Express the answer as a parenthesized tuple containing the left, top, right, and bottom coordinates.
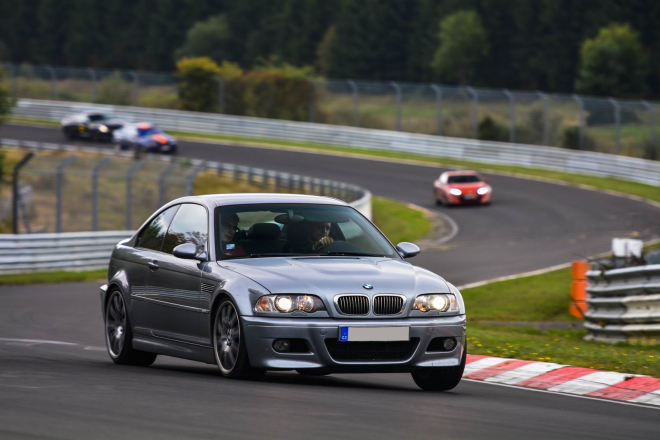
(98, 125, 109, 133)
(255, 295, 326, 313)
(449, 188, 462, 196)
(477, 187, 489, 195)
(412, 294, 459, 313)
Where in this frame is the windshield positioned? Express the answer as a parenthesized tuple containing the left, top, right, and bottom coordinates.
(447, 175, 481, 184)
(215, 204, 397, 259)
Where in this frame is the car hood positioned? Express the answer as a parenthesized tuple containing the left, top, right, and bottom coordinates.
(217, 256, 451, 297)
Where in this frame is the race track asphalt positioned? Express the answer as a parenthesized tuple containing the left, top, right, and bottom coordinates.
(1, 123, 659, 439)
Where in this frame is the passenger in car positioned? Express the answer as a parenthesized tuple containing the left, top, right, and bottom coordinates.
(221, 213, 245, 256)
(284, 221, 334, 253)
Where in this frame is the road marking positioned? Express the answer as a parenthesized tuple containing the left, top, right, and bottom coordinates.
(0, 338, 78, 346)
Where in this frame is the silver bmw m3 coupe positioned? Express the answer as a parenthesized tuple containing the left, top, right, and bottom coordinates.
(100, 193, 467, 391)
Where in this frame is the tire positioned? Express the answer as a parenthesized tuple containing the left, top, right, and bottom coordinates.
(213, 298, 265, 380)
(105, 289, 157, 366)
(411, 343, 466, 391)
(63, 128, 78, 140)
(435, 199, 442, 206)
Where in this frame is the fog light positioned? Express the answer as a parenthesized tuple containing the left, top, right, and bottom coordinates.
(273, 339, 290, 353)
(443, 338, 457, 351)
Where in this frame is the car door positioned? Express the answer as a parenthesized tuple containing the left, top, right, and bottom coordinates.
(146, 203, 209, 345)
(130, 205, 180, 335)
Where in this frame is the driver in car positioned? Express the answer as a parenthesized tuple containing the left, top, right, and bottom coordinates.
(221, 213, 245, 256)
(285, 221, 334, 253)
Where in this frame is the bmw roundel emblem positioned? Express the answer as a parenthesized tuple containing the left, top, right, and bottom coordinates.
(363, 284, 374, 290)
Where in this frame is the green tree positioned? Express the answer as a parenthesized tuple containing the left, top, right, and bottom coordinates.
(575, 23, 650, 98)
(315, 25, 336, 76)
(431, 10, 488, 85)
(176, 57, 222, 112)
(175, 15, 231, 65)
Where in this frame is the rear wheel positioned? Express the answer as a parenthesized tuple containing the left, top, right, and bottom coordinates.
(213, 298, 265, 380)
(105, 290, 157, 366)
(411, 343, 466, 391)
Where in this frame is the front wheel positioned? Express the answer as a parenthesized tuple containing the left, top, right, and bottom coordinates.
(105, 290, 157, 366)
(411, 343, 466, 391)
(213, 298, 265, 380)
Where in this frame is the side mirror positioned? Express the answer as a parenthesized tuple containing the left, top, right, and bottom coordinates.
(173, 243, 207, 261)
(396, 242, 421, 259)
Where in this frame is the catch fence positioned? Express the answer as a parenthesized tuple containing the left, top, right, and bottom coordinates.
(2, 63, 659, 160)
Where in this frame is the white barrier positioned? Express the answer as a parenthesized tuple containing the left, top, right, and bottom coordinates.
(13, 99, 660, 186)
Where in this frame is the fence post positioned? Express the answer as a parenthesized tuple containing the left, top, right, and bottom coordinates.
(91, 157, 112, 231)
(126, 159, 146, 230)
(45, 65, 57, 100)
(503, 89, 516, 143)
(55, 155, 77, 233)
(642, 101, 656, 158)
(11, 152, 34, 234)
(307, 80, 316, 123)
(128, 70, 139, 106)
(430, 85, 442, 136)
(537, 91, 550, 146)
(466, 87, 479, 139)
(390, 81, 402, 131)
(87, 68, 97, 103)
(186, 162, 206, 196)
(347, 79, 359, 127)
(158, 161, 177, 207)
(608, 98, 621, 154)
(214, 75, 225, 114)
(573, 95, 585, 150)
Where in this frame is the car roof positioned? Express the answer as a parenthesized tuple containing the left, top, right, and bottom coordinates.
(165, 193, 351, 209)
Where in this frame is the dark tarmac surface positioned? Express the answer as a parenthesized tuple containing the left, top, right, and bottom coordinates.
(1, 124, 659, 439)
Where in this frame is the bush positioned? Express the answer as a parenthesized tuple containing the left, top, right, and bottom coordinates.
(243, 63, 315, 121)
(561, 126, 595, 150)
(97, 71, 133, 105)
(477, 116, 508, 141)
(176, 57, 222, 112)
(0, 67, 15, 124)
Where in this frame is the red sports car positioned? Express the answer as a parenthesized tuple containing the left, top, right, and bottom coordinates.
(433, 171, 492, 206)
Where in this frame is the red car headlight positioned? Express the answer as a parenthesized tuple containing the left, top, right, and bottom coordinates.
(477, 187, 489, 195)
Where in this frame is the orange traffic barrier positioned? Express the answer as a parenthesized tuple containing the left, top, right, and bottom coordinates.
(570, 261, 588, 319)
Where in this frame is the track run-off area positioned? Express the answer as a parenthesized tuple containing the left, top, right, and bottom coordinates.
(1, 123, 660, 439)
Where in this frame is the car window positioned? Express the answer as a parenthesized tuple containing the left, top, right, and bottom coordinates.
(216, 204, 397, 259)
(88, 114, 106, 122)
(162, 204, 208, 255)
(447, 175, 481, 184)
(137, 205, 179, 251)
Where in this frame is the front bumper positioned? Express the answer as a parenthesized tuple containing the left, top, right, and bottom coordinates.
(242, 315, 466, 372)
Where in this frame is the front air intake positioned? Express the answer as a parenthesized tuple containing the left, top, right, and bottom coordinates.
(336, 295, 369, 315)
(373, 295, 405, 315)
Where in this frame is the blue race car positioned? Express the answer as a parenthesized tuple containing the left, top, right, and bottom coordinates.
(113, 123, 177, 154)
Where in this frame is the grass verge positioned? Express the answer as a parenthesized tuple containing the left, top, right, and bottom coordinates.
(0, 269, 107, 285)
(462, 262, 660, 376)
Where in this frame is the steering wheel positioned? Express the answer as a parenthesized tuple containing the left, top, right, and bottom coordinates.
(316, 240, 363, 253)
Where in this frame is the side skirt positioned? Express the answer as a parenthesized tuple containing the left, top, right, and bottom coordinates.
(133, 335, 215, 365)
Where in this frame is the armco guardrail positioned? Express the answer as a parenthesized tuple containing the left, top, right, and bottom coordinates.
(584, 264, 660, 343)
(0, 231, 132, 274)
(13, 99, 660, 186)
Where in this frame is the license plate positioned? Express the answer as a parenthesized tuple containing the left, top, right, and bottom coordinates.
(463, 194, 478, 200)
(339, 326, 410, 342)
